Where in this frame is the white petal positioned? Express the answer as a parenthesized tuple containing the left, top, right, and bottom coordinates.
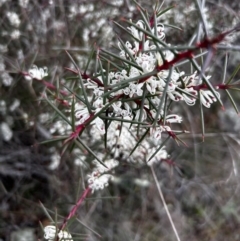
(94, 117, 105, 134)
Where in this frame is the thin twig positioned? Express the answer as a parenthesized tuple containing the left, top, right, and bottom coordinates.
(59, 187, 91, 231)
(150, 165, 181, 241)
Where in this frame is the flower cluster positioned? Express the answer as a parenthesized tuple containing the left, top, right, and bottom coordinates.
(73, 18, 221, 142)
(28, 14, 225, 194)
(73, 18, 223, 192)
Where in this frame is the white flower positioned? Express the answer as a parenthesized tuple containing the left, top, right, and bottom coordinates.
(146, 77, 158, 95)
(127, 20, 145, 41)
(150, 125, 172, 140)
(84, 78, 98, 89)
(135, 108, 147, 121)
(58, 230, 73, 241)
(136, 53, 155, 73)
(183, 72, 211, 88)
(88, 172, 113, 193)
(156, 48, 175, 67)
(38, 112, 50, 123)
(49, 120, 71, 135)
(93, 159, 119, 174)
(147, 146, 168, 166)
(165, 114, 182, 124)
(28, 65, 48, 80)
(75, 106, 90, 123)
(93, 87, 104, 97)
(111, 101, 132, 117)
(128, 83, 137, 97)
(199, 90, 220, 108)
(92, 117, 105, 134)
(7, 12, 21, 28)
(123, 102, 132, 117)
(123, 82, 144, 97)
(135, 83, 144, 96)
(75, 102, 105, 134)
(44, 225, 57, 240)
(118, 41, 135, 58)
(156, 52, 164, 67)
(110, 70, 128, 85)
(181, 88, 197, 106)
(150, 126, 162, 140)
(167, 90, 184, 102)
(43, 225, 73, 241)
(112, 101, 122, 115)
(93, 97, 104, 109)
(158, 78, 178, 93)
(84, 78, 104, 97)
(0, 122, 13, 141)
(49, 153, 61, 170)
(151, 23, 165, 40)
(150, 109, 160, 120)
(10, 30, 21, 40)
(128, 66, 140, 78)
(182, 71, 198, 87)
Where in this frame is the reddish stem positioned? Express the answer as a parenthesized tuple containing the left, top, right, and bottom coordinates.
(69, 113, 95, 140)
(64, 67, 104, 87)
(156, 51, 194, 72)
(59, 186, 91, 231)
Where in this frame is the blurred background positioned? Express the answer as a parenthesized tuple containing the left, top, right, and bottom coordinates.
(1, 0, 240, 240)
